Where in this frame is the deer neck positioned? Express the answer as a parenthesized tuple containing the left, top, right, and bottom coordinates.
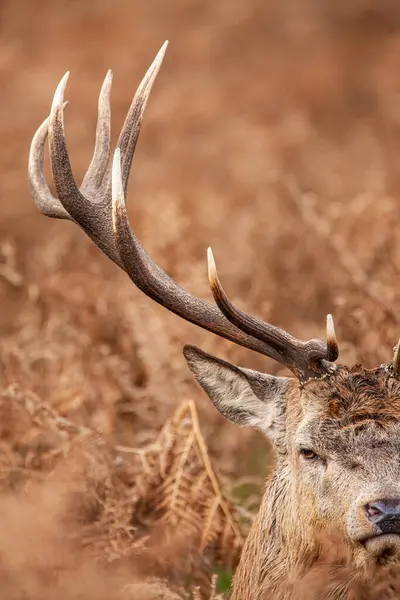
(231, 464, 318, 600)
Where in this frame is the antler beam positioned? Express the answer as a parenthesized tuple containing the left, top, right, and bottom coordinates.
(28, 42, 338, 380)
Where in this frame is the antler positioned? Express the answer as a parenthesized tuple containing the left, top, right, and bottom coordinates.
(207, 248, 338, 378)
(393, 340, 400, 376)
(29, 42, 169, 268)
(28, 42, 339, 380)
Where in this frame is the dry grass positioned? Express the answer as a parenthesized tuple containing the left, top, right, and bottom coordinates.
(2, 0, 400, 597)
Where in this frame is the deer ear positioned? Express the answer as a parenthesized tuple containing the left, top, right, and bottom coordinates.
(183, 345, 291, 439)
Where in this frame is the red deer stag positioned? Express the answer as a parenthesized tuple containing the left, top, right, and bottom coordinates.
(28, 43, 400, 599)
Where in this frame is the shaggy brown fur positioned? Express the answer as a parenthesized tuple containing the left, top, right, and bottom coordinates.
(232, 366, 400, 599)
(185, 349, 400, 599)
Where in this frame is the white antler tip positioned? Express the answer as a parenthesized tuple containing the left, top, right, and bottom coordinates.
(102, 69, 113, 86)
(207, 247, 217, 282)
(326, 314, 339, 361)
(326, 314, 335, 339)
(51, 72, 70, 112)
(60, 71, 70, 89)
(153, 41, 169, 68)
(393, 338, 400, 374)
(111, 148, 124, 213)
(114, 146, 121, 159)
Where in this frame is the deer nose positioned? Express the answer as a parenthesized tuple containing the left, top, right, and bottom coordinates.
(365, 500, 400, 534)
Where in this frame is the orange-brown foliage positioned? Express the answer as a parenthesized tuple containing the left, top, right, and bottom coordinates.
(2, 0, 400, 597)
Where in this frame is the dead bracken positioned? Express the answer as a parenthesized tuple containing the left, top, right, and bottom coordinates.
(3, 1, 400, 598)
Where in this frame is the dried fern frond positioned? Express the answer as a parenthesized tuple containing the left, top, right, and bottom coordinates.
(117, 400, 244, 592)
(133, 401, 242, 544)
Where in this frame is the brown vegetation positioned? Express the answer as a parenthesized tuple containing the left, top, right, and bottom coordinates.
(2, 0, 400, 597)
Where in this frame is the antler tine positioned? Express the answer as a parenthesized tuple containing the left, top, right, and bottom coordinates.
(46, 71, 122, 266)
(49, 72, 93, 219)
(42, 42, 169, 268)
(393, 339, 400, 376)
(28, 106, 71, 220)
(81, 69, 113, 195)
(326, 314, 339, 362)
(207, 247, 335, 378)
(102, 40, 169, 197)
(111, 148, 288, 358)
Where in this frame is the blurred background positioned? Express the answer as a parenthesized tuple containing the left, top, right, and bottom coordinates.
(1, 0, 400, 479)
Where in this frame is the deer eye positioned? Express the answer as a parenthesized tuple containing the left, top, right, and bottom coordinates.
(300, 448, 319, 460)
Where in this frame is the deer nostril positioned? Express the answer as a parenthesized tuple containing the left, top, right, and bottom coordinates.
(366, 504, 383, 520)
(365, 500, 400, 533)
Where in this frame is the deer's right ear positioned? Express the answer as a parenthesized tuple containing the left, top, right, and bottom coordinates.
(183, 345, 291, 439)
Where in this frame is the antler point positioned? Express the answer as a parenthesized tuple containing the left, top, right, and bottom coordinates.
(393, 338, 400, 375)
(207, 247, 217, 284)
(326, 314, 339, 362)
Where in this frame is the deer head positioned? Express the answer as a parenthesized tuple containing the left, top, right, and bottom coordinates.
(28, 43, 400, 597)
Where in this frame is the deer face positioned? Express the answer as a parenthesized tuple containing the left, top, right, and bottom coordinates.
(295, 370, 400, 562)
(185, 346, 400, 562)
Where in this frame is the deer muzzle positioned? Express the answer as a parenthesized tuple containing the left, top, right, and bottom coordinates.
(348, 489, 400, 558)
